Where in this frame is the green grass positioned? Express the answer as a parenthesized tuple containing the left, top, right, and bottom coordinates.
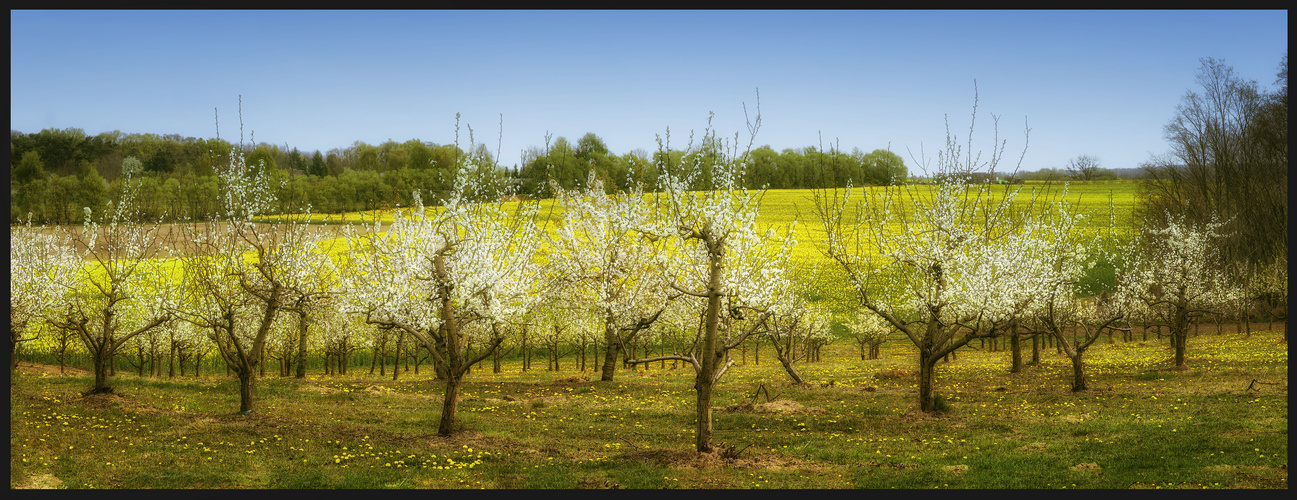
(12, 327, 1286, 489)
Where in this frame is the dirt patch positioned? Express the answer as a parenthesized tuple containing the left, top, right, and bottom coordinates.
(895, 408, 955, 423)
(1070, 462, 1102, 471)
(943, 464, 969, 474)
(417, 429, 534, 456)
(75, 391, 163, 414)
(1203, 464, 1280, 473)
(576, 477, 621, 489)
(490, 393, 569, 405)
(298, 385, 342, 394)
(873, 368, 917, 380)
(616, 448, 826, 471)
(722, 399, 824, 415)
(13, 361, 91, 376)
(14, 473, 64, 489)
(1018, 442, 1049, 453)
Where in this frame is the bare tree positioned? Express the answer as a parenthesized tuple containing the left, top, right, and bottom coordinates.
(1065, 154, 1103, 181)
(1141, 55, 1288, 275)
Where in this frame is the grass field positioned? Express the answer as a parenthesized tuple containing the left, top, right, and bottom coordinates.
(12, 326, 1286, 489)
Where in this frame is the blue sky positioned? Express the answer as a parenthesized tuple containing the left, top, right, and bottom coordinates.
(10, 10, 1288, 174)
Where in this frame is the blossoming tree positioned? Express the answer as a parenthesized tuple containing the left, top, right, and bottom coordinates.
(814, 90, 1042, 412)
(176, 145, 334, 413)
(1016, 193, 1127, 391)
(847, 310, 891, 361)
(626, 103, 801, 452)
(48, 165, 181, 394)
(10, 220, 78, 370)
(764, 291, 832, 385)
(550, 173, 674, 381)
(1116, 212, 1244, 369)
(341, 149, 544, 436)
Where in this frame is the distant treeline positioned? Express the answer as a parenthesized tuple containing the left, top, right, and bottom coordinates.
(1018, 167, 1148, 181)
(9, 128, 911, 224)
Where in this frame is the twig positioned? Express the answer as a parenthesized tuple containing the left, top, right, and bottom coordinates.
(1246, 379, 1280, 392)
(751, 383, 778, 403)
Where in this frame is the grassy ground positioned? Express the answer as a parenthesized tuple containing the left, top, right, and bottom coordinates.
(11, 327, 1286, 489)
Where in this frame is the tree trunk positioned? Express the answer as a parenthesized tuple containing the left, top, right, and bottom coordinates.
(295, 312, 309, 378)
(1173, 305, 1189, 368)
(1070, 354, 1087, 392)
(918, 350, 938, 412)
(437, 373, 461, 436)
(771, 336, 807, 385)
(522, 335, 530, 372)
(600, 324, 620, 381)
(152, 343, 161, 377)
(9, 332, 21, 371)
(92, 348, 113, 394)
(694, 236, 725, 454)
(136, 346, 146, 377)
(775, 352, 808, 385)
(579, 338, 586, 372)
(1174, 331, 1187, 367)
(695, 375, 714, 453)
(238, 368, 255, 413)
(392, 332, 403, 381)
(1010, 323, 1023, 373)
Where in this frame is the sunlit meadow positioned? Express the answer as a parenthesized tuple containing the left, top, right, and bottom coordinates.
(13, 323, 1285, 488)
(14, 181, 1286, 489)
